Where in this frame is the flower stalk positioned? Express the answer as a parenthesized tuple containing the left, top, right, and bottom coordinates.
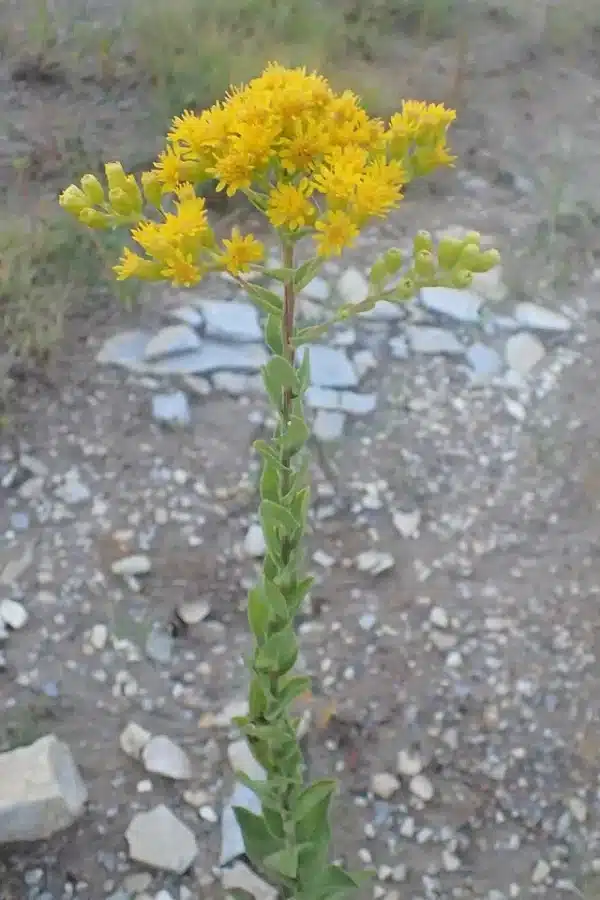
(58, 62, 501, 900)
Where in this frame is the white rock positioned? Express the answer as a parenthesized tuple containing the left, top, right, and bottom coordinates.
(126, 804, 197, 873)
(568, 796, 587, 823)
(470, 267, 508, 302)
(0, 734, 88, 842)
(531, 859, 551, 884)
(420, 286, 482, 323)
(227, 739, 266, 782)
(89, 623, 108, 651)
(111, 555, 152, 577)
(313, 409, 345, 442)
(55, 471, 91, 505)
(430, 630, 458, 651)
(442, 849, 461, 872)
(352, 349, 377, 378)
(0, 543, 34, 586)
(360, 300, 405, 321)
(356, 551, 395, 576)
(301, 276, 330, 302)
(409, 774, 434, 802)
(392, 509, 421, 538)
(119, 722, 152, 761)
(515, 302, 572, 333)
(338, 267, 369, 305)
(220, 782, 262, 865)
(222, 861, 277, 900)
(397, 749, 424, 777)
(144, 325, 201, 360)
(0, 598, 28, 630)
(177, 599, 211, 625)
(371, 772, 400, 799)
(142, 736, 192, 780)
(429, 606, 449, 629)
(504, 333, 545, 376)
(244, 523, 266, 558)
(406, 326, 464, 356)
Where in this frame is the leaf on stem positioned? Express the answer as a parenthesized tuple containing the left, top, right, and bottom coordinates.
(261, 498, 300, 534)
(233, 807, 281, 866)
(264, 846, 299, 880)
(293, 258, 322, 291)
(265, 313, 284, 355)
(246, 282, 284, 315)
(265, 355, 300, 393)
(247, 585, 271, 641)
(281, 416, 309, 454)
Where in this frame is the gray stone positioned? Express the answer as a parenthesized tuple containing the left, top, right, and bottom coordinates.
(195, 300, 262, 343)
(55, 470, 91, 505)
(371, 773, 400, 800)
(142, 736, 192, 780)
(337, 267, 369, 304)
(301, 276, 330, 302)
(228, 739, 266, 782)
(360, 300, 405, 321)
(145, 626, 173, 664)
(504, 333, 545, 375)
(298, 344, 358, 389)
(389, 335, 409, 359)
(151, 391, 191, 427)
(466, 343, 503, 379)
(0, 734, 88, 842)
(470, 267, 508, 302)
(119, 722, 152, 760)
(177, 599, 211, 625)
(220, 782, 262, 865)
(340, 392, 377, 416)
(514, 302, 572, 332)
(352, 349, 377, 377)
(125, 805, 197, 873)
(96, 330, 151, 368)
(305, 387, 341, 411)
(420, 286, 482, 323)
(397, 749, 424, 777)
(166, 306, 204, 329)
(392, 509, 421, 538)
(313, 410, 345, 442)
(148, 341, 268, 375)
(111, 555, 152, 577)
(244, 523, 266, 558)
(222, 862, 277, 900)
(212, 372, 264, 395)
(410, 774, 434, 802)
(406, 326, 464, 356)
(356, 550, 395, 576)
(0, 598, 28, 630)
(144, 325, 201, 360)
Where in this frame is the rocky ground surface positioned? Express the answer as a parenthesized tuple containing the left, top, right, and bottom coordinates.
(2, 189, 600, 900)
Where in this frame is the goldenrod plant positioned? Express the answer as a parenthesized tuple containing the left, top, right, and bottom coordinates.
(60, 63, 499, 900)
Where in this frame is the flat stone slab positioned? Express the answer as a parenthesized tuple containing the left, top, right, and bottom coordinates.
(96, 330, 151, 368)
(0, 734, 88, 843)
(406, 326, 464, 356)
(194, 300, 262, 342)
(514, 302, 572, 333)
(147, 341, 268, 375)
(298, 344, 359, 389)
(420, 286, 482, 323)
(126, 804, 198, 874)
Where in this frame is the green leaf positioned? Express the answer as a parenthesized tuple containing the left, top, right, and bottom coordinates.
(248, 673, 269, 719)
(255, 625, 298, 675)
(262, 805, 286, 841)
(314, 865, 370, 900)
(246, 282, 283, 314)
(264, 266, 296, 284)
(265, 313, 284, 355)
(265, 355, 300, 393)
(286, 575, 314, 615)
(293, 258, 322, 291)
(233, 808, 281, 868)
(263, 577, 288, 619)
(294, 779, 337, 821)
(281, 416, 309, 454)
(264, 847, 299, 880)
(289, 486, 310, 531)
(254, 439, 281, 464)
(296, 346, 311, 390)
(276, 674, 311, 708)
(260, 457, 281, 503)
(261, 520, 282, 564)
(262, 365, 283, 410)
(247, 585, 271, 641)
(261, 499, 300, 535)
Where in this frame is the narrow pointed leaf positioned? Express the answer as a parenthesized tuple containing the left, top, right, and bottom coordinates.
(265, 313, 284, 355)
(264, 847, 299, 880)
(265, 355, 300, 393)
(261, 498, 299, 534)
(246, 282, 283, 314)
(293, 258, 322, 291)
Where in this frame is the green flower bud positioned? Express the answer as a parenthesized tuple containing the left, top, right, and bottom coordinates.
(472, 248, 501, 273)
(123, 174, 143, 214)
(108, 188, 136, 216)
(456, 242, 481, 271)
(105, 161, 129, 195)
(369, 258, 388, 287)
(437, 237, 464, 270)
(59, 184, 88, 216)
(413, 249, 435, 278)
(451, 268, 473, 289)
(142, 171, 164, 207)
(463, 231, 481, 248)
(78, 208, 112, 229)
(413, 230, 433, 254)
(393, 276, 416, 300)
(80, 174, 105, 207)
(383, 247, 403, 274)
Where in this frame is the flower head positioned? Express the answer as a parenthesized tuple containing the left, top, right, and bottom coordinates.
(314, 210, 359, 258)
(216, 228, 265, 275)
(267, 180, 315, 231)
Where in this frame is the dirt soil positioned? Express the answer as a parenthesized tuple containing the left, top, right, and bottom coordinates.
(2, 5, 600, 900)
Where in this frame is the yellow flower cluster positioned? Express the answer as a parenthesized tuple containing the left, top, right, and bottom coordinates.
(60, 63, 456, 285)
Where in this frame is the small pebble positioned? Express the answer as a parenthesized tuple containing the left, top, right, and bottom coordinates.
(371, 772, 400, 799)
(409, 774, 434, 802)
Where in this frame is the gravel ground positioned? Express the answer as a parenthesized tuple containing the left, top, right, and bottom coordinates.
(2, 9, 600, 900)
